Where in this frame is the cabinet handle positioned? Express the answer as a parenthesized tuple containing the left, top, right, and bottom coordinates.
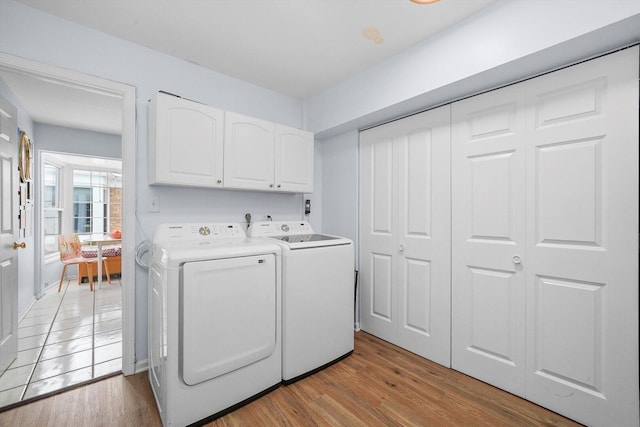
(277, 184, 281, 188)
(216, 179, 222, 184)
(512, 255, 522, 264)
(269, 184, 274, 188)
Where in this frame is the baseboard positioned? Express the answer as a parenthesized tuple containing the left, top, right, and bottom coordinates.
(135, 358, 149, 374)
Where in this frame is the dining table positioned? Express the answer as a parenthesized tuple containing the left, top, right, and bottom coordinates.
(85, 233, 121, 288)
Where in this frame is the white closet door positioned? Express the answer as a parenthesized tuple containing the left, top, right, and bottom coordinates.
(524, 46, 639, 427)
(396, 107, 451, 366)
(451, 83, 527, 395)
(359, 122, 398, 343)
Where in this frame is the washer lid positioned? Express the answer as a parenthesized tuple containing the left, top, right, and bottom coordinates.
(273, 233, 351, 249)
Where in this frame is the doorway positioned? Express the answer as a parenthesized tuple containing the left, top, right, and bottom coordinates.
(0, 53, 135, 404)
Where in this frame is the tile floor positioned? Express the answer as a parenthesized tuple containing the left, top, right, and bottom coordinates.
(0, 275, 122, 407)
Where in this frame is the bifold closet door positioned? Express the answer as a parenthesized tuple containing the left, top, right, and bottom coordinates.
(523, 46, 639, 427)
(360, 106, 451, 366)
(451, 83, 528, 395)
(452, 46, 639, 427)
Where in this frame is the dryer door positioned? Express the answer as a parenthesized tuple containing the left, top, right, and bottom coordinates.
(181, 254, 277, 385)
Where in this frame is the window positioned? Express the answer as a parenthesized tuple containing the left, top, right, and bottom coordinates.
(43, 164, 62, 255)
(73, 170, 122, 238)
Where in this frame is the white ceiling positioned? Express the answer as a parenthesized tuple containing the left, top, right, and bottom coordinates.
(2, 0, 496, 135)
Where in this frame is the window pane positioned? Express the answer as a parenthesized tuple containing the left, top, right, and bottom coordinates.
(43, 164, 59, 208)
(92, 171, 107, 187)
(73, 187, 91, 202)
(73, 170, 91, 187)
(108, 173, 122, 188)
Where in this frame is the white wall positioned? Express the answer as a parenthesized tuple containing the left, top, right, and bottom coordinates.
(319, 131, 358, 263)
(0, 0, 309, 363)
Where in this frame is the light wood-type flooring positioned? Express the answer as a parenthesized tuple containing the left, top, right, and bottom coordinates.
(0, 331, 581, 426)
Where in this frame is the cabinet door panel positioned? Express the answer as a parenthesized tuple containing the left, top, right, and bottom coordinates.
(275, 126, 313, 193)
(397, 107, 451, 367)
(224, 112, 275, 191)
(525, 46, 639, 427)
(451, 83, 527, 396)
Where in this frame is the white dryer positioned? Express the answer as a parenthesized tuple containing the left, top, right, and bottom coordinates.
(248, 221, 354, 383)
(148, 223, 282, 426)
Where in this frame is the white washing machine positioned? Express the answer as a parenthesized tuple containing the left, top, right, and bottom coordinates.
(148, 223, 282, 426)
(248, 221, 354, 383)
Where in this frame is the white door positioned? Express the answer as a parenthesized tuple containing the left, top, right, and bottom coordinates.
(224, 111, 275, 191)
(523, 46, 639, 427)
(360, 106, 451, 366)
(0, 94, 19, 374)
(274, 125, 313, 193)
(359, 121, 398, 343)
(451, 83, 527, 395)
(396, 108, 451, 366)
(148, 92, 224, 188)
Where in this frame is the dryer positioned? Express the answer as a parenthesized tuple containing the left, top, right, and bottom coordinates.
(148, 223, 282, 426)
(249, 221, 354, 383)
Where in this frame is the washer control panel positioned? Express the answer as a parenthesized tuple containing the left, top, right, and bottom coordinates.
(249, 221, 314, 237)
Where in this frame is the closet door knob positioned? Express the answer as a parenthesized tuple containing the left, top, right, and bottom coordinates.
(399, 245, 405, 253)
(512, 255, 522, 264)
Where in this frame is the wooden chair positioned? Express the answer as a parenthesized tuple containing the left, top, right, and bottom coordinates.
(58, 234, 99, 292)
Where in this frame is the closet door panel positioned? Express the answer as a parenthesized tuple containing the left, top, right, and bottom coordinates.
(359, 122, 398, 342)
(525, 46, 639, 427)
(397, 107, 451, 367)
(451, 83, 527, 395)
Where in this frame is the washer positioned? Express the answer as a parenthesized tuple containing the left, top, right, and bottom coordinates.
(148, 223, 282, 426)
(248, 221, 354, 383)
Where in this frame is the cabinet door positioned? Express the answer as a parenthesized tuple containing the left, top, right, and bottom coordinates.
(396, 107, 451, 367)
(148, 92, 224, 187)
(274, 125, 313, 193)
(224, 112, 275, 191)
(524, 46, 638, 427)
(451, 83, 527, 396)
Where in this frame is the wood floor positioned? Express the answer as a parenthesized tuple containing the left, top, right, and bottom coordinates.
(0, 331, 581, 426)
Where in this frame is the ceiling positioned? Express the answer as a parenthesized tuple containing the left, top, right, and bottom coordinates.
(2, 0, 496, 135)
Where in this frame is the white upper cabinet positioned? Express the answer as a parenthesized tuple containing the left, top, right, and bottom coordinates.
(224, 111, 314, 193)
(275, 125, 313, 193)
(224, 112, 275, 191)
(148, 92, 224, 188)
(148, 93, 313, 193)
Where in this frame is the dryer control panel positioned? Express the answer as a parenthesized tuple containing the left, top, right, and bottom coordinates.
(154, 223, 245, 242)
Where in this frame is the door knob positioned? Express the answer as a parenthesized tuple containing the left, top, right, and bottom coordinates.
(512, 255, 522, 264)
(13, 242, 26, 250)
(399, 245, 405, 253)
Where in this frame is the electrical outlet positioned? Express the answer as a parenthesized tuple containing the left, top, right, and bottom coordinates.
(150, 196, 160, 212)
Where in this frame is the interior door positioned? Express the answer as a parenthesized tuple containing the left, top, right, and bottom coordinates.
(451, 83, 527, 395)
(524, 46, 639, 427)
(396, 107, 451, 366)
(0, 94, 19, 375)
(359, 121, 398, 343)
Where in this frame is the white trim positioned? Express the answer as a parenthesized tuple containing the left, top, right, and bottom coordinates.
(134, 358, 149, 374)
(0, 52, 137, 376)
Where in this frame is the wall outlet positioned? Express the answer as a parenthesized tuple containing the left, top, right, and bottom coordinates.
(149, 196, 160, 212)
